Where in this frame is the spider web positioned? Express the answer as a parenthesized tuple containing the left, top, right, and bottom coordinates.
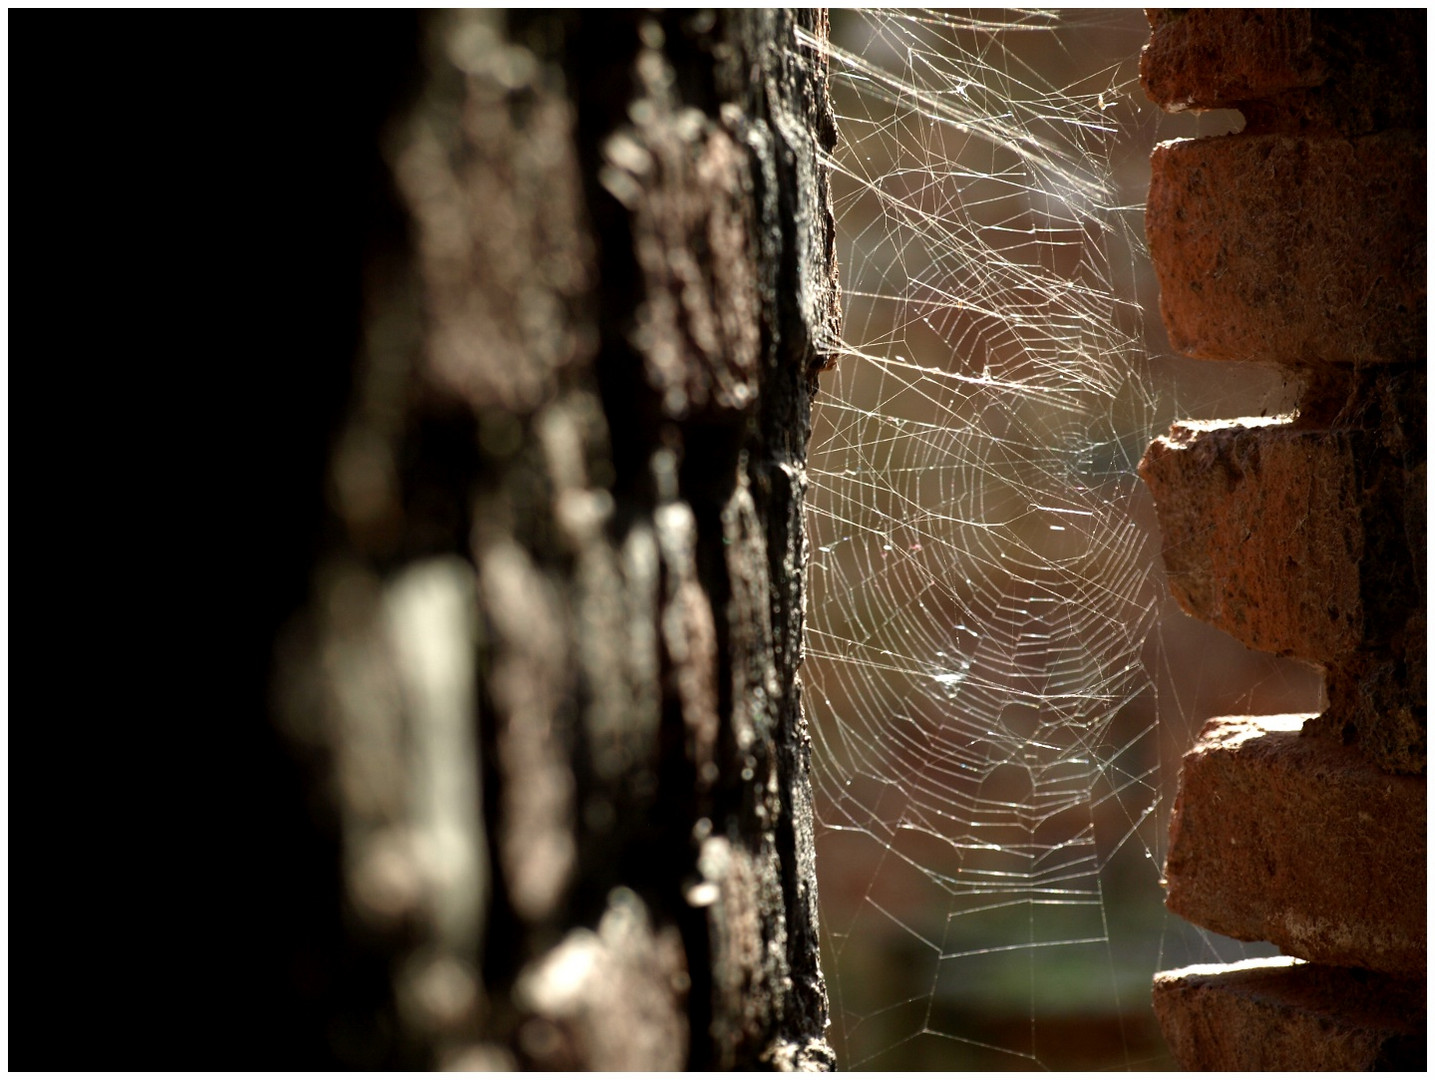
(793, 10, 1314, 1070)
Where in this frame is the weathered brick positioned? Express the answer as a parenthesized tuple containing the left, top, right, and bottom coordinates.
(1163, 716, 1426, 977)
(1138, 420, 1362, 662)
(1142, 10, 1426, 134)
(1152, 956, 1426, 1070)
(1146, 131, 1425, 365)
(1142, 10, 1324, 111)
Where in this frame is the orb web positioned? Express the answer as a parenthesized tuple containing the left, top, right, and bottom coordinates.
(790, 11, 1293, 1069)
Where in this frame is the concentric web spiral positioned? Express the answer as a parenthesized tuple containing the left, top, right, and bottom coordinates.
(790, 11, 1305, 1069)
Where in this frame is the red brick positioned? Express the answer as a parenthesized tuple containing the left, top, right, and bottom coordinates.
(1152, 956, 1426, 1070)
(1142, 11, 1426, 135)
(1138, 420, 1361, 662)
(1142, 10, 1323, 111)
(1146, 131, 1425, 365)
(1163, 716, 1426, 978)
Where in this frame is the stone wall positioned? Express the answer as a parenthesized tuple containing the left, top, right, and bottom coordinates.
(227, 10, 838, 1070)
(11, 11, 840, 1071)
(1136, 10, 1425, 1069)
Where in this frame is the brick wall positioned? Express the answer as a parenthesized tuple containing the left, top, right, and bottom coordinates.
(1135, 10, 1426, 1070)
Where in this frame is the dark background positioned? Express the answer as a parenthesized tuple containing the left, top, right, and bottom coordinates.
(13, 16, 422, 1066)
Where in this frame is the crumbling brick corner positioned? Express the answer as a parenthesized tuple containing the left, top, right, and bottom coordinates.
(1137, 8, 1426, 1070)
